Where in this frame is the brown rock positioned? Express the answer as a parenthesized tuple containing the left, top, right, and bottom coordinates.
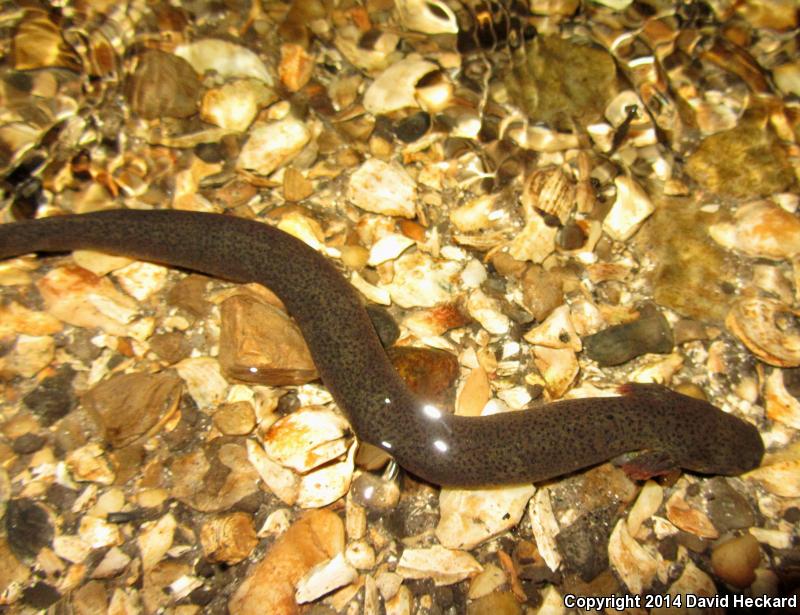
(200, 512, 258, 565)
(149, 332, 192, 364)
(711, 533, 761, 588)
(170, 438, 261, 512)
(71, 580, 108, 613)
(467, 590, 522, 615)
(283, 167, 314, 202)
(167, 275, 211, 319)
(387, 346, 459, 406)
(126, 50, 201, 119)
(213, 401, 256, 436)
(279, 43, 314, 92)
(219, 294, 317, 385)
(82, 371, 183, 449)
(0, 537, 30, 595)
(685, 113, 796, 199)
(229, 509, 344, 615)
(522, 265, 564, 322)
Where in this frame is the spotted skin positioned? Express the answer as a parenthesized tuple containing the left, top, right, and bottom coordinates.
(0, 210, 764, 486)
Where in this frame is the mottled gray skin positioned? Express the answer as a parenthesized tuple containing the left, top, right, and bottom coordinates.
(0, 210, 764, 486)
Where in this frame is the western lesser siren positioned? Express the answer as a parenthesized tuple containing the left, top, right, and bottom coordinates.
(0, 210, 764, 486)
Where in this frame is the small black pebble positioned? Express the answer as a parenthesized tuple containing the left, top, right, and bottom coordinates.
(559, 223, 587, 250)
(6, 498, 54, 561)
(394, 112, 431, 143)
(22, 582, 61, 609)
(189, 586, 215, 606)
(12, 432, 46, 455)
(22, 365, 77, 426)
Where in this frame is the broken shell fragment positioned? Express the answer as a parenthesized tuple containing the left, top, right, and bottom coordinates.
(347, 159, 417, 218)
(395, 0, 458, 34)
(522, 167, 576, 226)
(709, 200, 800, 260)
(603, 175, 655, 241)
(174, 39, 272, 84)
(263, 406, 351, 474)
(363, 55, 439, 114)
(236, 118, 311, 177)
(726, 297, 800, 367)
(396, 545, 482, 586)
(200, 79, 276, 132)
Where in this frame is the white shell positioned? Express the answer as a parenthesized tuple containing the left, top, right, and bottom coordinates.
(765, 369, 800, 429)
(174, 39, 272, 84)
(709, 200, 800, 260)
(396, 545, 482, 586)
(295, 553, 358, 603)
(263, 406, 351, 473)
(436, 484, 535, 550)
(395, 0, 458, 34)
(363, 55, 439, 114)
(608, 518, 662, 594)
(603, 175, 655, 241)
(237, 118, 312, 177)
(726, 297, 800, 367)
(466, 289, 510, 335)
(347, 158, 417, 218)
(368, 233, 416, 266)
(175, 357, 229, 409)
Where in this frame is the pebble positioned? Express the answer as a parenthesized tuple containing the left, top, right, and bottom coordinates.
(396, 545, 482, 586)
(279, 43, 315, 92)
(175, 357, 229, 409)
(37, 265, 146, 338)
(350, 472, 400, 512)
(200, 79, 276, 132)
(704, 478, 756, 533)
(583, 305, 673, 366)
(557, 504, 619, 582)
(126, 50, 201, 120)
(218, 294, 316, 385)
(5, 498, 53, 562)
(213, 401, 256, 436)
(388, 252, 464, 308)
(710, 533, 761, 588)
(608, 518, 661, 594)
(82, 371, 183, 448)
(200, 512, 258, 565)
(171, 440, 261, 513)
(12, 433, 46, 455)
(148, 331, 192, 364)
(387, 346, 459, 406)
(228, 510, 344, 615)
(466, 590, 521, 615)
(394, 112, 431, 143)
(66, 443, 116, 485)
(685, 113, 796, 198)
(641, 200, 738, 322)
(367, 233, 416, 266)
(22, 365, 77, 426)
(295, 553, 357, 603)
(602, 175, 655, 241)
(726, 297, 800, 367)
(508, 35, 618, 130)
(263, 406, 351, 473)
